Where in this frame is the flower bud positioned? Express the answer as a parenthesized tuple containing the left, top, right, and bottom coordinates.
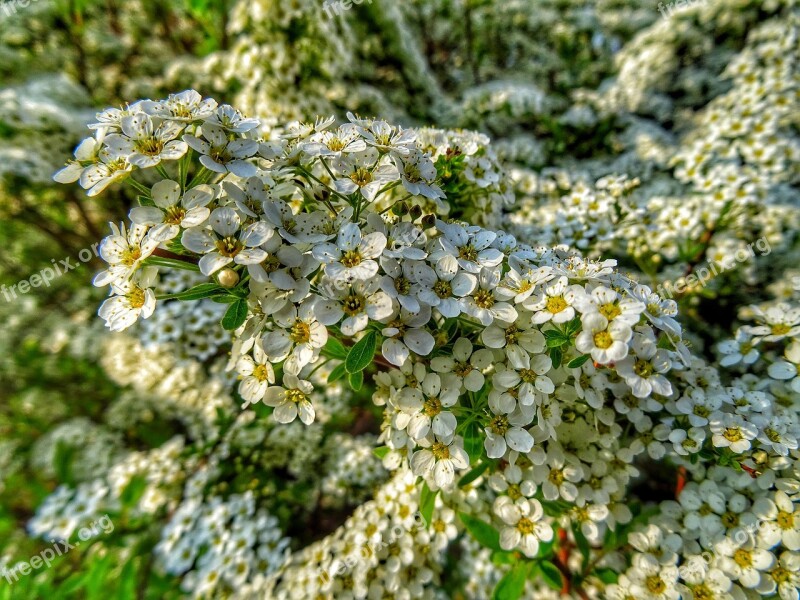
(218, 268, 240, 288)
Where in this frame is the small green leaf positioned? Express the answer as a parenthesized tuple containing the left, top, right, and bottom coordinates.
(322, 338, 349, 360)
(463, 421, 483, 463)
(222, 299, 249, 330)
(459, 461, 490, 487)
(594, 568, 618, 584)
(545, 336, 568, 348)
(348, 370, 364, 391)
(459, 512, 503, 552)
(539, 560, 564, 591)
(345, 331, 377, 373)
(328, 363, 347, 383)
(550, 346, 563, 369)
(161, 282, 225, 301)
(373, 446, 390, 460)
(493, 562, 529, 600)
(572, 524, 591, 571)
(566, 354, 590, 369)
(419, 482, 438, 526)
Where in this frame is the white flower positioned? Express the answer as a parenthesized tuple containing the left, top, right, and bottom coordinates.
(532, 447, 583, 502)
(432, 220, 503, 274)
(98, 268, 157, 331)
(155, 90, 218, 122)
(301, 123, 366, 157)
(743, 303, 800, 343)
(54, 136, 132, 196)
(768, 341, 800, 393)
(430, 337, 493, 392)
(525, 276, 581, 324)
(313, 277, 393, 336)
(235, 345, 275, 408)
(494, 496, 553, 557)
(575, 313, 633, 364)
(752, 491, 800, 551)
(394, 150, 444, 200)
(263, 373, 315, 425)
(129, 180, 214, 241)
(716, 537, 774, 588)
(381, 305, 435, 367)
(574, 285, 644, 326)
(484, 411, 534, 458)
(94, 222, 161, 287)
(719, 330, 760, 367)
(492, 355, 554, 408)
(461, 267, 518, 326)
(262, 300, 328, 368)
(332, 150, 399, 202)
(184, 123, 258, 177)
(104, 113, 188, 168)
(482, 313, 546, 368)
(415, 255, 477, 318)
(182, 207, 271, 276)
(397, 373, 459, 441)
(410, 435, 469, 489)
(615, 331, 673, 398)
(709, 413, 758, 454)
(312, 223, 387, 283)
(204, 104, 260, 133)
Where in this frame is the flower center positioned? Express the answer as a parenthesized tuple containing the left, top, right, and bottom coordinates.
(342, 293, 366, 316)
(431, 442, 450, 460)
(253, 364, 271, 382)
(599, 302, 621, 320)
(285, 388, 307, 404)
(546, 296, 567, 314)
(723, 427, 743, 442)
(489, 415, 510, 435)
(645, 575, 666, 594)
(473, 289, 495, 309)
(433, 280, 452, 299)
(516, 517, 535, 535)
(423, 396, 442, 417)
(548, 468, 564, 486)
(290, 319, 311, 344)
(164, 205, 186, 225)
(394, 276, 411, 295)
(504, 324, 519, 345)
(733, 549, 752, 568)
(349, 167, 373, 187)
(216, 236, 243, 257)
(777, 510, 794, 530)
(341, 249, 363, 268)
(458, 244, 478, 262)
(633, 359, 654, 378)
(128, 286, 146, 309)
(453, 361, 473, 377)
(134, 137, 164, 156)
(772, 323, 791, 335)
(593, 331, 613, 349)
(121, 246, 142, 266)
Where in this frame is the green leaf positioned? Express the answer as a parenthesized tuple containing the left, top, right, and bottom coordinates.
(419, 482, 438, 526)
(545, 336, 568, 348)
(160, 282, 225, 301)
(120, 475, 147, 509)
(345, 331, 377, 374)
(222, 299, 249, 330)
(373, 446, 390, 460)
(459, 461, 490, 487)
(328, 363, 347, 383)
(493, 562, 529, 600)
(142, 255, 200, 272)
(322, 338, 349, 360)
(459, 512, 503, 552)
(572, 524, 591, 571)
(463, 420, 483, 463)
(566, 354, 590, 369)
(594, 568, 618, 584)
(550, 346, 563, 369)
(348, 370, 364, 391)
(539, 560, 564, 591)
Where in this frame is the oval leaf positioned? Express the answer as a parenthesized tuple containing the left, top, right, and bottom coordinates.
(222, 298, 248, 330)
(345, 331, 377, 374)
